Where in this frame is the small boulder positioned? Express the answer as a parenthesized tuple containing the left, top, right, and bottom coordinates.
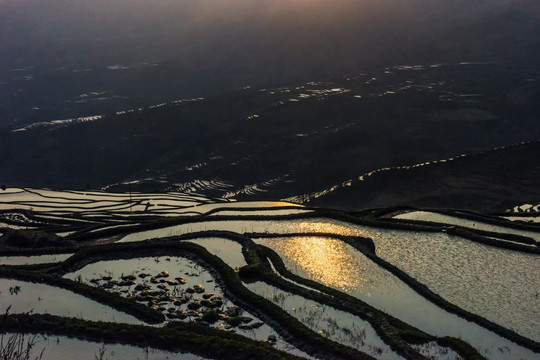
(193, 284, 205, 293)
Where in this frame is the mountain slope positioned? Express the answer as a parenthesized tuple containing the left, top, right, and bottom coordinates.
(0, 62, 539, 211)
(306, 141, 540, 212)
(1, 0, 540, 127)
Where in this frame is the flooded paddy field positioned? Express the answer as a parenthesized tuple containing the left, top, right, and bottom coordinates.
(0, 188, 303, 218)
(503, 216, 540, 224)
(364, 228, 540, 342)
(244, 280, 403, 360)
(255, 236, 538, 359)
(2, 333, 207, 360)
(393, 210, 540, 243)
(186, 238, 247, 269)
(411, 342, 462, 360)
(64, 255, 247, 327)
(0, 189, 539, 359)
(0, 253, 73, 266)
(63, 255, 306, 355)
(0, 279, 143, 324)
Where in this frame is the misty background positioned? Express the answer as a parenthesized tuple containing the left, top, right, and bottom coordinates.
(1, 0, 539, 211)
(1, 0, 539, 126)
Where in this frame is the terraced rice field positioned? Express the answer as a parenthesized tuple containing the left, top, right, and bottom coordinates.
(0, 188, 539, 359)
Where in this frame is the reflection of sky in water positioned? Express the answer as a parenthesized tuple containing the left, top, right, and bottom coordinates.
(287, 219, 365, 236)
(0, 253, 72, 266)
(365, 227, 540, 343)
(186, 238, 247, 268)
(256, 235, 538, 360)
(8, 334, 206, 360)
(0, 188, 306, 218)
(209, 209, 310, 216)
(273, 219, 540, 343)
(244, 281, 402, 360)
(503, 216, 540, 224)
(260, 236, 368, 291)
(119, 218, 367, 242)
(394, 210, 540, 242)
(117, 217, 539, 357)
(64, 256, 223, 297)
(0, 279, 142, 325)
(63, 256, 302, 352)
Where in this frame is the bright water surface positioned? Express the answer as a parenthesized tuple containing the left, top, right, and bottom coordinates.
(256, 236, 538, 360)
(244, 281, 403, 360)
(364, 227, 540, 343)
(186, 237, 247, 268)
(394, 211, 540, 243)
(0, 279, 142, 324)
(121, 218, 540, 342)
(0, 253, 72, 266)
(63, 256, 308, 357)
(116, 219, 539, 358)
(1, 333, 207, 360)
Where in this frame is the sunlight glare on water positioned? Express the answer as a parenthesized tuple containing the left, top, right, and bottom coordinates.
(291, 220, 364, 236)
(261, 236, 368, 291)
(257, 234, 539, 360)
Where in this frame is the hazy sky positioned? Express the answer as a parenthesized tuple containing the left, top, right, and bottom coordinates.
(0, 0, 519, 70)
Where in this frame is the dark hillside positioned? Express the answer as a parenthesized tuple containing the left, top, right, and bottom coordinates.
(1, 0, 539, 127)
(1, 63, 539, 212)
(307, 141, 540, 212)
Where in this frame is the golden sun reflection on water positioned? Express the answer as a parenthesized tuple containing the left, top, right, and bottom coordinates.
(288, 220, 365, 237)
(269, 236, 367, 291)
